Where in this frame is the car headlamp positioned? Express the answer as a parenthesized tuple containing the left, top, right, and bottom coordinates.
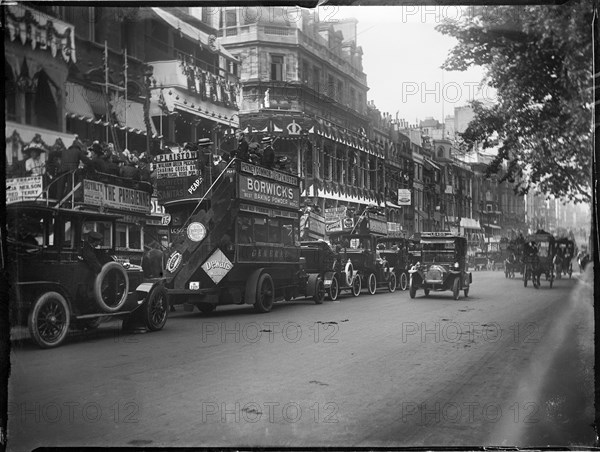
(454, 262, 459, 269)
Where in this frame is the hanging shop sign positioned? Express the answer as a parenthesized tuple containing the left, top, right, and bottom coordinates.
(397, 189, 412, 206)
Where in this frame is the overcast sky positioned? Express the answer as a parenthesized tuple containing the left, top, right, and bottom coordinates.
(332, 6, 493, 124)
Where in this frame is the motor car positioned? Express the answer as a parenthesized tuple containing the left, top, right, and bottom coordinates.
(376, 237, 411, 290)
(329, 232, 397, 295)
(7, 203, 168, 348)
(408, 232, 472, 300)
(300, 240, 360, 300)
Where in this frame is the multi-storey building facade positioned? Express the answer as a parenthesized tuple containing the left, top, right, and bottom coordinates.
(213, 7, 385, 217)
(20, 5, 240, 155)
(5, 4, 80, 174)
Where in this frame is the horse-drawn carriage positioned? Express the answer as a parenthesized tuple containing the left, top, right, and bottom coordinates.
(554, 238, 575, 279)
(523, 231, 556, 289)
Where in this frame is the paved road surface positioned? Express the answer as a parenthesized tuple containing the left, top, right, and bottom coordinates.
(7, 267, 595, 449)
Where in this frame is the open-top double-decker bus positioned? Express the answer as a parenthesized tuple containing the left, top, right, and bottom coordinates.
(158, 158, 324, 313)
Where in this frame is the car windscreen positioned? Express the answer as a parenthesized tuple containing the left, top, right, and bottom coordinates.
(421, 240, 456, 263)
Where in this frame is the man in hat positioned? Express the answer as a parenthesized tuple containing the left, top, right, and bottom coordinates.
(81, 231, 104, 274)
(261, 136, 275, 169)
(24, 145, 46, 176)
(236, 132, 249, 162)
(197, 137, 213, 170)
(56, 144, 92, 203)
(89, 142, 109, 173)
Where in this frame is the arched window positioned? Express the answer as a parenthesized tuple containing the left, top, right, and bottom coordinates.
(437, 146, 444, 159)
(5, 61, 17, 121)
(34, 71, 59, 130)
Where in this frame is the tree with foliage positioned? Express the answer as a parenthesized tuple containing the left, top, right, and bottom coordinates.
(437, 1, 593, 202)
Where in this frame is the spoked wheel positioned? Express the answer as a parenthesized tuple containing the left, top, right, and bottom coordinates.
(351, 274, 362, 297)
(144, 285, 169, 331)
(367, 273, 377, 295)
(388, 272, 397, 293)
(28, 292, 71, 349)
(254, 273, 274, 313)
(452, 277, 460, 300)
(399, 272, 408, 291)
(328, 275, 339, 301)
(409, 277, 417, 299)
(313, 278, 326, 304)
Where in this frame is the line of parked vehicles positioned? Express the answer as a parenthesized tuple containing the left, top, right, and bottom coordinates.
(7, 159, 477, 349)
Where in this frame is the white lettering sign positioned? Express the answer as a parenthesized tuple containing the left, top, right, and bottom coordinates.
(83, 179, 151, 214)
(6, 176, 43, 203)
(201, 248, 233, 284)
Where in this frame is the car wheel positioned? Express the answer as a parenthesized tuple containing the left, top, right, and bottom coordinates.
(144, 285, 169, 331)
(351, 274, 362, 297)
(388, 272, 397, 293)
(409, 277, 417, 299)
(28, 292, 71, 349)
(313, 278, 325, 304)
(94, 262, 129, 313)
(400, 272, 408, 291)
(452, 277, 460, 300)
(329, 275, 339, 301)
(254, 273, 274, 313)
(367, 273, 377, 295)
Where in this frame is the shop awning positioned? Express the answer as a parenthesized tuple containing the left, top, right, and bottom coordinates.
(460, 218, 481, 230)
(151, 8, 236, 61)
(386, 200, 402, 209)
(152, 88, 239, 127)
(424, 158, 441, 171)
(111, 98, 158, 136)
(483, 224, 502, 229)
(64, 82, 95, 118)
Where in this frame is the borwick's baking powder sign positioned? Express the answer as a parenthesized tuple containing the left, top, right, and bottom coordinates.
(202, 248, 233, 284)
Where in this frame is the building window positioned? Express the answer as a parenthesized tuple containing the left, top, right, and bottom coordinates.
(301, 59, 310, 84)
(327, 74, 335, 98)
(271, 55, 284, 81)
(312, 67, 320, 91)
(225, 9, 237, 27)
(337, 80, 344, 103)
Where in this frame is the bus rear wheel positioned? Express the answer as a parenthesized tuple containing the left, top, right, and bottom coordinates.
(254, 273, 274, 313)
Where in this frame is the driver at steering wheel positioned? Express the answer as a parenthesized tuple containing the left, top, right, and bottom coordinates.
(82, 231, 104, 274)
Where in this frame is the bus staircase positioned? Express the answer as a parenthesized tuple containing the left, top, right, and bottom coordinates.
(165, 158, 239, 289)
(31, 169, 82, 209)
